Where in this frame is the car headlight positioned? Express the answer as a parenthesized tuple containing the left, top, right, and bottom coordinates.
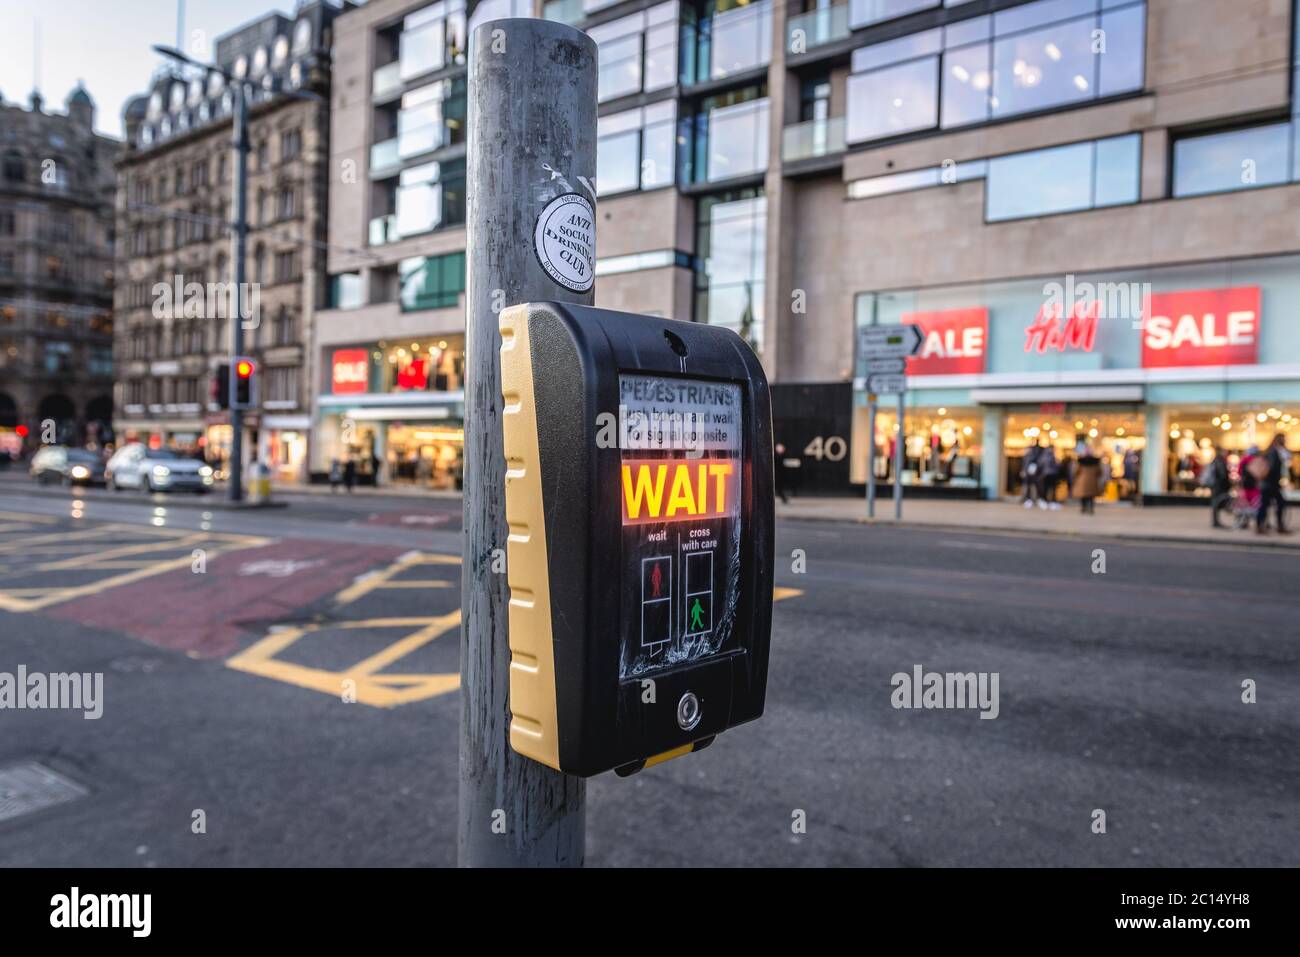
(152, 465, 170, 477)
(199, 465, 213, 477)
(70, 466, 90, 479)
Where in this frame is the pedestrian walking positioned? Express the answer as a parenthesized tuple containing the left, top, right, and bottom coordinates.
(1072, 446, 1103, 515)
(343, 457, 357, 494)
(1039, 444, 1060, 510)
(1021, 443, 1044, 508)
(1201, 447, 1232, 528)
(1256, 434, 1290, 535)
(328, 458, 342, 494)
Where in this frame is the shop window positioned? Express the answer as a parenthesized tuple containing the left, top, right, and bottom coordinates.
(1164, 407, 1300, 496)
(1004, 409, 1145, 502)
(855, 405, 983, 489)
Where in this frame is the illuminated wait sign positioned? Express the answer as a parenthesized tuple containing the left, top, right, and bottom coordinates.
(622, 459, 738, 525)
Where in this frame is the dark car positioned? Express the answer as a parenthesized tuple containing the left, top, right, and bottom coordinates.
(29, 447, 108, 486)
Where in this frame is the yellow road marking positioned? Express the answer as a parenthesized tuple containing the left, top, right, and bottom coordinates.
(774, 586, 803, 602)
(0, 524, 271, 612)
(227, 613, 461, 707)
(333, 551, 460, 606)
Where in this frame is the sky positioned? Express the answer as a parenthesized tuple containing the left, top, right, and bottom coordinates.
(0, 0, 342, 140)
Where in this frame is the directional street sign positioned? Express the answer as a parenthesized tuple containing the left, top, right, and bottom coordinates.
(865, 357, 907, 375)
(867, 372, 908, 395)
(859, 323, 924, 359)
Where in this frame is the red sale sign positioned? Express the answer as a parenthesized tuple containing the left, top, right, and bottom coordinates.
(331, 348, 369, 394)
(1142, 287, 1261, 368)
(902, 309, 988, 375)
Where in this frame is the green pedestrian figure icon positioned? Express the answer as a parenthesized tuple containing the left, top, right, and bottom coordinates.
(688, 597, 705, 632)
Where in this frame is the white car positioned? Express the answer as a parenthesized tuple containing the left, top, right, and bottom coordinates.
(106, 443, 214, 493)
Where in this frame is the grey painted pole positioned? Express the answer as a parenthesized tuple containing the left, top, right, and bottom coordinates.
(459, 17, 596, 868)
(228, 80, 247, 502)
(893, 392, 905, 520)
(866, 401, 877, 519)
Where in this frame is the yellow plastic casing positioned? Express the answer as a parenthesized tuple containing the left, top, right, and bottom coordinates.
(498, 304, 562, 770)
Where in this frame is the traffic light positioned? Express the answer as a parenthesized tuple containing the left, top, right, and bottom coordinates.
(213, 363, 230, 410)
(212, 358, 256, 410)
(234, 357, 255, 409)
(497, 301, 774, 777)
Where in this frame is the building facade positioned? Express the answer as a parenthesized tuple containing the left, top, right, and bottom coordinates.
(318, 0, 1300, 500)
(114, 2, 344, 482)
(0, 87, 118, 458)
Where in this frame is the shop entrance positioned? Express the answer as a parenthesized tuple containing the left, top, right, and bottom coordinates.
(1004, 407, 1146, 502)
(385, 423, 463, 490)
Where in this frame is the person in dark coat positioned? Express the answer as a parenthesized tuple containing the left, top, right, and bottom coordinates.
(1072, 446, 1103, 515)
(1021, 443, 1044, 508)
(343, 457, 357, 494)
(1257, 434, 1290, 534)
(1203, 447, 1233, 528)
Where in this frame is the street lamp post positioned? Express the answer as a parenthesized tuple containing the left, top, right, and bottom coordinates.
(228, 79, 248, 502)
(152, 44, 249, 501)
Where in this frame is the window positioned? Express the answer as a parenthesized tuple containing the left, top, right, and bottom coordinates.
(1172, 123, 1291, 198)
(0, 210, 13, 235)
(985, 133, 1139, 221)
(2, 151, 22, 183)
(273, 307, 296, 346)
(265, 365, 300, 404)
(278, 186, 297, 220)
(0, 251, 14, 276)
(395, 159, 465, 236)
(274, 250, 299, 284)
(281, 129, 301, 162)
(399, 0, 468, 81)
(330, 273, 365, 309)
(850, 0, 939, 29)
(694, 190, 765, 351)
(590, 2, 678, 103)
(846, 0, 1146, 146)
(689, 88, 770, 183)
(681, 0, 769, 85)
(397, 79, 464, 159)
(847, 56, 939, 143)
(597, 101, 677, 195)
(400, 251, 466, 311)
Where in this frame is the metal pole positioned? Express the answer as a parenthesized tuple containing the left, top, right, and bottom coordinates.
(459, 17, 596, 868)
(228, 80, 247, 502)
(893, 392, 905, 520)
(866, 400, 877, 519)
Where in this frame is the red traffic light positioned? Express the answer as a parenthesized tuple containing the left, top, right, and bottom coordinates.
(236, 360, 255, 378)
(15, 424, 29, 438)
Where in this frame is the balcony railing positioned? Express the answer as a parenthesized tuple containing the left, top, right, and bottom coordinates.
(370, 137, 402, 178)
(782, 115, 846, 163)
(373, 61, 404, 101)
(369, 214, 398, 246)
(785, 4, 850, 55)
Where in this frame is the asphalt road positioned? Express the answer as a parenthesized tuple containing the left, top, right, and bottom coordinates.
(0, 480, 1296, 867)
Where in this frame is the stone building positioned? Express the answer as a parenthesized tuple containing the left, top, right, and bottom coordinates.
(0, 85, 118, 457)
(113, 2, 345, 482)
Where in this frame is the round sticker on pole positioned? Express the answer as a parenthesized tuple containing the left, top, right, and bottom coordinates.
(533, 192, 595, 293)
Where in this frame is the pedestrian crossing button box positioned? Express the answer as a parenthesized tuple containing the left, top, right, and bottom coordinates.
(498, 301, 774, 777)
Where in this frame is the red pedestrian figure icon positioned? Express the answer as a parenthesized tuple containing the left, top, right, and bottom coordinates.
(650, 562, 663, 598)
